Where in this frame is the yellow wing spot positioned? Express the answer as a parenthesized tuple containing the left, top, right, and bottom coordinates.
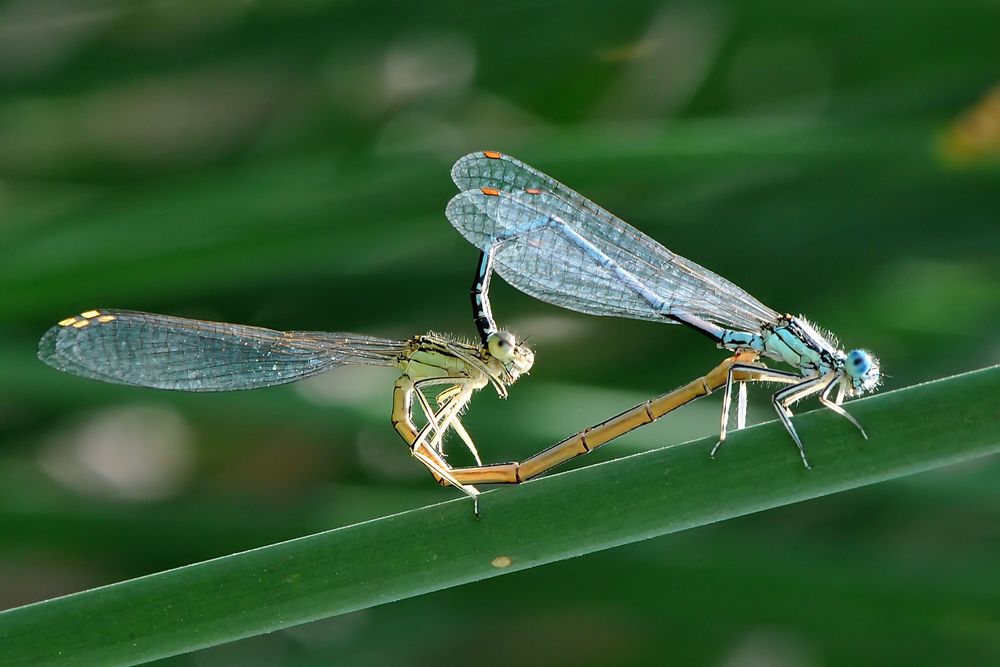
(81, 310, 101, 319)
(480, 187, 500, 197)
(58, 317, 78, 327)
(72, 319, 91, 328)
(483, 150, 502, 159)
(490, 555, 512, 569)
(97, 315, 117, 323)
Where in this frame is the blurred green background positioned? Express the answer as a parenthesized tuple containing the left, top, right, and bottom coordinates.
(1, 1, 998, 665)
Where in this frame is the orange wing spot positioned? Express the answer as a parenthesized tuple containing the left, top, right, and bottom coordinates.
(58, 317, 78, 327)
(72, 319, 90, 328)
(81, 310, 101, 319)
(480, 187, 500, 196)
(97, 315, 117, 323)
(482, 150, 502, 159)
(525, 188, 541, 195)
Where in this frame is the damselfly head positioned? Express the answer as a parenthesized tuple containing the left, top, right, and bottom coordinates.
(487, 330, 534, 377)
(843, 348, 880, 395)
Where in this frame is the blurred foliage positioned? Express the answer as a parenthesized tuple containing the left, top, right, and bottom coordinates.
(0, 0, 997, 665)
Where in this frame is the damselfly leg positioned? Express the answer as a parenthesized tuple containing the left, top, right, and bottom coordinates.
(818, 377, 868, 439)
(773, 377, 827, 467)
(713, 363, 800, 459)
(410, 379, 480, 462)
(391, 375, 480, 500)
(712, 363, 867, 469)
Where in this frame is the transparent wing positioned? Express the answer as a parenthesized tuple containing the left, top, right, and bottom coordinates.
(39, 310, 408, 392)
(453, 151, 612, 222)
(446, 168, 779, 332)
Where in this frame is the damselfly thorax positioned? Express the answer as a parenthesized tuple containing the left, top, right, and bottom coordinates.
(397, 334, 527, 397)
(716, 314, 846, 381)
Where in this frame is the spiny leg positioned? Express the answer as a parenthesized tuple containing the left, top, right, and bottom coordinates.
(409, 414, 481, 498)
(423, 385, 484, 468)
(410, 378, 474, 459)
(413, 394, 457, 460)
(412, 383, 448, 456)
(410, 419, 481, 500)
(770, 394, 806, 468)
(712, 363, 800, 459)
(392, 376, 446, 485)
(409, 385, 470, 486)
(409, 444, 482, 516)
(411, 380, 491, 515)
(818, 377, 868, 439)
(771, 377, 827, 469)
(414, 378, 479, 460)
(449, 412, 484, 466)
(736, 381, 748, 431)
(434, 385, 484, 464)
(434, 384, 463, 407)
(392, 376, 480, 501)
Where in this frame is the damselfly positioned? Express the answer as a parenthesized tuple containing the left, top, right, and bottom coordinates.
(446, 151, 881, 467)
(38, 309, 533, 503)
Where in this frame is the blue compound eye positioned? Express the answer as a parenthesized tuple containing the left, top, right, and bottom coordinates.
(846, 349, 871, 377)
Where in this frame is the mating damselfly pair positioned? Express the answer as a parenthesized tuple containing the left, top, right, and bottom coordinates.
(40, 151, 880, 510)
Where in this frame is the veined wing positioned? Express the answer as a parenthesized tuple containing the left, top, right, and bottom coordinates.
(453, 151, 670, 254)
(453, 151, 610, 222)
(446, 180, 778, 332)
(39, 310, 408, 392)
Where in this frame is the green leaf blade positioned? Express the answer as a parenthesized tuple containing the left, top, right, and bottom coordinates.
(1, 365, 997, 666)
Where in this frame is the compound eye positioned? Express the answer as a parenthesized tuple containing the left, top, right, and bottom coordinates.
(488, 331, 516, 361)
(846, 349, 871, 377)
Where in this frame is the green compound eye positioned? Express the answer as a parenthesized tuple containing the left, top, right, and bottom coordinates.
(488, 331, 516, 361)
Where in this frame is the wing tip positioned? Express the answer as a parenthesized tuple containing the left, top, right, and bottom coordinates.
(37, 325, 60, 365)
(451, 150, 508, 188)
